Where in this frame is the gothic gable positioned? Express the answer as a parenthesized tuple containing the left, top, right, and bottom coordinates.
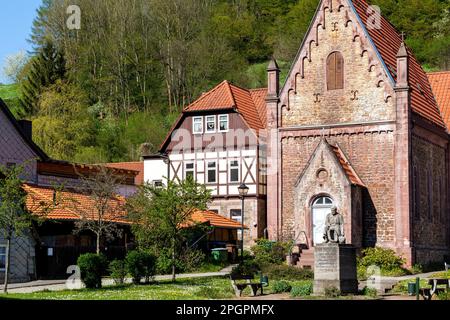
(279, 0, 395, 127)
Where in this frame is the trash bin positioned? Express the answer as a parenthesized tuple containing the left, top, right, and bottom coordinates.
(211, 248, 228, 263)
(408, 282, 416, 296)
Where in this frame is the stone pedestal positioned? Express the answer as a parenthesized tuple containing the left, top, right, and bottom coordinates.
(313, 243, 358, 295)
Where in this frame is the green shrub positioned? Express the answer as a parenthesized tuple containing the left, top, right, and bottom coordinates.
(180, 248, 206, 272)
(251, 239, 290, 266)
(410, 264, 423, 275)
(77, 253, 108, 289)
(437, 291, 450, 300)
(290, 283, 313, 297)
(324, 286, 340, 298)
(261, 264, 313, 280)
(230, 260, 260, 278)
(125, 250, 156, 284)
(272, 280, 292, 293)
(109, 259, 127, 285)
(358, 247, 406, 272)
(361, 286, 378, 298)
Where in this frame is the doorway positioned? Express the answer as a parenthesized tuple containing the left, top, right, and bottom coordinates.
(311, 196, 334, 245)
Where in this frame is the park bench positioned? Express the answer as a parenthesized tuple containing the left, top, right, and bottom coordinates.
(419, 278, 450, 300)
(230, 274, 267, 297)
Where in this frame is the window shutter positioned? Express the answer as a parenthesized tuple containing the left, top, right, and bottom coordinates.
(335, 53, 344, 89)
(327, 53, 336, 90)
(327, 52, 344, 90)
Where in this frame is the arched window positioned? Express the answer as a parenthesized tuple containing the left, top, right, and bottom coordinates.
(311, 196, 334, 245)
(326, 52, 344, 90)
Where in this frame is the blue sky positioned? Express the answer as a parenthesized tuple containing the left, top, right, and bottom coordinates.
(0, 0, 42, 84)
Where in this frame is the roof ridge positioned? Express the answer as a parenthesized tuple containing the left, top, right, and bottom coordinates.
(184, 80, 232, 111)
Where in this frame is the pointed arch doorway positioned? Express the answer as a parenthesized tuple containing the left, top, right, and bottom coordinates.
(311, 196, 334, 246)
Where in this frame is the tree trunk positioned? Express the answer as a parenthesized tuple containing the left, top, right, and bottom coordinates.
(3, 237, 11, 294)
(171, 238, 176, 282)
(96, 233, 100, 255)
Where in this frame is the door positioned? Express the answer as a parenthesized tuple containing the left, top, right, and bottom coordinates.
(312, 196, 334, 245)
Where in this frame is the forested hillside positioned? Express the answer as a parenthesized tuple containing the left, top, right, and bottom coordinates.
(1, 0, 449, 163)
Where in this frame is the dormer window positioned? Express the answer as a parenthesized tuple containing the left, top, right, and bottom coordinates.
(326, 52, 344, 90)
(219, 114, 229, 132)
(193, 116, 203, 134)
(206, 115, 216, 133)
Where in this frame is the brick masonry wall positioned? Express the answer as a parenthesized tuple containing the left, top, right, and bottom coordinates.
(281, 131, 395, 246)
(412, 134, 449, 264)
(281, 4, 395, 128)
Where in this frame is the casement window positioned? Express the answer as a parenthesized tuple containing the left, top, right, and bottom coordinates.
(192, 116, 203, 134)
(229, 160, 240, 183)
(218, 114, 229, 132)
(207, 161, 217, 183)
(0, 245, 6, 271)
(230, 209, 242, 223)
(185, 162, 195, 180)
(206, 115, 216, 133)
(326, 52, 344, 90)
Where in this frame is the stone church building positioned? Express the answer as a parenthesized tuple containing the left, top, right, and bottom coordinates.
(266, 0, 450, 266)
(145, 0, 450, 267)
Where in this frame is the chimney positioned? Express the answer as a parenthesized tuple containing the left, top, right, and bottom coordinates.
(18, 120, 32, 140)
(267, 58, 280, 98)
(396, 39, 409, 88)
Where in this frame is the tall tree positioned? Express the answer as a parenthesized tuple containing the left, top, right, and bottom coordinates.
(71, 166, 126, 254)
(128, 178, 211, 281)
(19, 41, 66, 115)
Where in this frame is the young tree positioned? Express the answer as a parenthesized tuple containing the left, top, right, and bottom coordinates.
(2, 51, 28, 84)
(128, 177, 211, 281)
(71, 166, 126, 254)
(0, 164, 56, 293)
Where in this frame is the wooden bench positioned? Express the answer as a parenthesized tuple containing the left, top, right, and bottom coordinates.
(419, 279, 450, 300)
(230, 274, 264, 297)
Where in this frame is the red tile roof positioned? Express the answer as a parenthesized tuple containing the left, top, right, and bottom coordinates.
(183, 80, 267, 131)
(352, 0, 446, 128)
(330, 144, 365, 187)
(24, 184, 129, 224)
(189, 210, 247, 229)
(427, 71, 450, 130)
(105, 162, 144, 185)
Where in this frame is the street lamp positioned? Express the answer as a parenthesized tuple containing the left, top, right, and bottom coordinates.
(238, 183, 249, 262)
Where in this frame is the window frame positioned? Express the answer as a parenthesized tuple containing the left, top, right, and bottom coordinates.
(206, 161, 217, 184)
(229, 159, 240, 183)
(192, 116, 203, 134)
(205, 115, 216, 133)
(218, 114, 229, 132)
(184, 162, 195, 181)
(230, 209, 242, 222)
(0, 245, 6, 272)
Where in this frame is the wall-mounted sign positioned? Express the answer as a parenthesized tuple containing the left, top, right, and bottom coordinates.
(47, 248, 54, 257)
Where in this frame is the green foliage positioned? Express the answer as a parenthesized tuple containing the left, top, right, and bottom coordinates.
(230, 260, 260, 278)
(128, 178, 211, 281)
(19, 40, 66, 115)
(324, 286, 341, 298)
(108, 260, 127, 285)
(0, 164, 31, 239)
(77, 253, 108, 289)
(358, 247, 406, 271)
(410, 264, 423, 275)
(0, 84, 21, 117)
(290, 283, 313, 297)
(125, 250, 156, 284)
(272, 280, 292, 293)
(261, 264, 313, 281)
(251, 239, 290, 267)
(437, 291, 450, 300)
(361, 286, 378, 298)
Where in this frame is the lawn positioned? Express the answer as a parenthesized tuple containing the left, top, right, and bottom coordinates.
(0, 83, 21, 116)
(0, 277, 315, 300)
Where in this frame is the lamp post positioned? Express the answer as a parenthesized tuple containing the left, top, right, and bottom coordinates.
(238, 183, 249, 262)
(161, 153, 170, 183)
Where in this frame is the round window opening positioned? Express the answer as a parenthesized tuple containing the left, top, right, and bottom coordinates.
(316, 168, 329, 181)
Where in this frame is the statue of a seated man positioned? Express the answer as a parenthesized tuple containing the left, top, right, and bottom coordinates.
(323, 206, 346, 244)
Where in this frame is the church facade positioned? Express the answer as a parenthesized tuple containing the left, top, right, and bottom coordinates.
(266, 0, 450, 266)
(144, 0, 450, 267)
